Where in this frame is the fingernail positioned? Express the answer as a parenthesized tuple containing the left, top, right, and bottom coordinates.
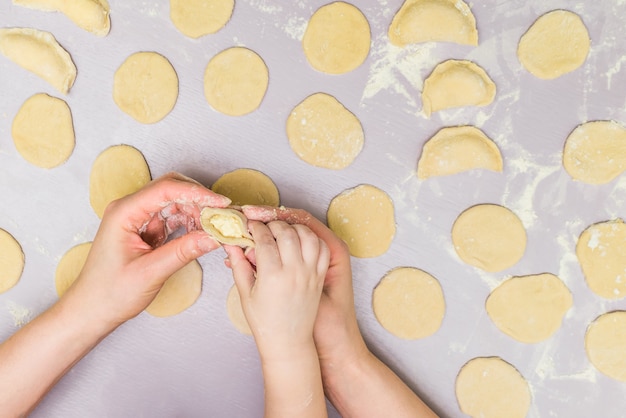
(198, 234, 219, 252)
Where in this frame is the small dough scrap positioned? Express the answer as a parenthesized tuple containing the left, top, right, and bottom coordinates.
(563, 120, 626, 184)
(417, 126, 502, 179)
(13, 0, 111, 36)
(55, 242, 92, 297)
(422, 59, 496, 117)
(372, 267, 445, 339)
(0, 229, 25, 294)
(211, 168, 280, 206)
(113, 52, 179, 124)
(576, 219, 626, 299)
(452, 204, 526, 272)
(302, 1, 370, 74)
(89, 144, 151, 218)
(170, 0, 234, 38)
(327, 184, 395, 258)
(200, 208, 254, 247)
(0, 27, 76, 94)
(486, 273, 573, 343)
(226, 285, 252, 335)
(388, 0, 478, 47)
(203, 47, 269, 116)
(518, 10, 590, 80)
(286, 93, 364, 170)
(585, 311, 626, 382)
(12, 93, 75, 169)
(456, 357, 531, 418)
(146, 260, 203, 317)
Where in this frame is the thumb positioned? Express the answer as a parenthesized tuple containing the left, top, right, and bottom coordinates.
(224, 245, 255, 301)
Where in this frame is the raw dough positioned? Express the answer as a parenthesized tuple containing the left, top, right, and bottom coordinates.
(203, 47, 269, 116)
(517, 10, 590, 80)
(170, 0, 234, 38)
(212, 168, 280, 206)
(55, 242, 92, 297)
(0, 27, 76, 94)
(452, 204, 526, 272)
(585, 311, 626, 382)
(456, 357, 531, 418)
(12, 93, 75, 169)
(113, 52, 179, 124)
(13, 0, 111, 36)
(89, 144, 151, 218)
(388, 0, 478, 47)
(422, 59, 496, 117)
(372, 267, 445, 339)
(302, 1, 370, 74)
(486, 273, 573, 343)
(226, 284, 252, 335)
(0, 229, 25, 294)
(417, 126, 502, 179)
(200, 207, 254, 247)
(286, 93, 364, 170)
(576, 219, 626, 299)
(146, 260, 203, 317)
(327, 184, 395, 258)
(563, 120, 626, 184)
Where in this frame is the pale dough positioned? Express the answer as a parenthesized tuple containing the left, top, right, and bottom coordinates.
(576, 219, 626, 299)
(0, 27, 76, 94)
(211, 168, 280, 206)
(327, 184, 395, 258)
(55, 242, 92, 297)
(486, 273, 573, 343)
(563, 120, 626, 184)
(517, 10, 590, 80)
(200, 207, 254, 247)
(388, 0, 478, 47)
(170, 0, 234, 38)
(286, 93, 364, 170)
(302, 1, 370, 74)
(226, 284, 252, 335)
(452, 204, 526, 272)
(89, 144, 151, 218)
(12, 93, 75, 169)
(0, 229, 25, 294)
(417, 126, 502, 179)
(113, 52, 179, 124)
(203, 47, 269, 116)
(146, 260, 203, 317)
(456, 357, 531, 418)
(422, 59, 496, 117)
(13, 0, 111, 36)
(585, 311, 626, 382)
(372, 267, 445, 339)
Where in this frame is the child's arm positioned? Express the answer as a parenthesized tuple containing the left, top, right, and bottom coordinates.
(225, 220, 330, 418)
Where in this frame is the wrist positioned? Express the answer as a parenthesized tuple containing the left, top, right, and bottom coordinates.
(257, 336, 317, 365)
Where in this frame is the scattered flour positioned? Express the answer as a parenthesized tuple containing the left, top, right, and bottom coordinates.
(6, 301, 32, 327)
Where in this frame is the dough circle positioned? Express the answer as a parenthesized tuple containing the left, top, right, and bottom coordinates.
(486, 273, 573, 343)
(14, 0, 111, 36)
(517, 10, 590, 80)
(211, 168, 280, 206)
(89, 144, 151, 219)
(12, 93, 75, 168)
(170, 0, 234, 38)
(452, 204, 526, 272)
(203, 47, 269, 116)
(226, 285, 252, 335)
(200, 207, 255, 247)
(327, 184, 395, 258)
(585, 311, 626, 382)
(372, 267, 445, 339)
(302, 1, 370, 74)
(113, 51, 179, 124)
(55, 242, 92, 297)
(286, 93, 364, 170)
(146, 260, 203, 317)
(0, 229, 25, 294)
(456, 357, 531, 418)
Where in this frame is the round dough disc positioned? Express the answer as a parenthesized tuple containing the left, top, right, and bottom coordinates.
(452, 204, 526, 272)
(211, 168, 280, 206)
(203, 47, 269, 116)
(55, 242, 92, 297)
(302, 2, 370, 74)
(372, 267, 445, 339)
(146, 260, 203, 317)
(113, 51, 179, 124)
(12, 93, 75, 168)
(517, 10, 590, 80)
(89, 144, 152, 219)
(0, 229, 25, 294)
(170, 0, 234, 38)
(585, 311, 626, 382)
(327, 184, 395, 258)
(226, 284, 252, 335)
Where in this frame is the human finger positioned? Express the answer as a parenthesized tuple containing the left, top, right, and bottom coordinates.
(224, 245, 256, 301)
(266, 221, 303, 265)
(248, 221, 281, 270)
